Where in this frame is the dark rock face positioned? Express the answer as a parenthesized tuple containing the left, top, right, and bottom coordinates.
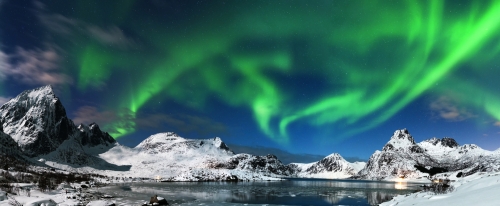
(425, 137, 459, 148)
(440, 137, 459, 148)
(78, 123, 115, 147)
(224, 153, 293, 176)
(0, 131, 22, 157)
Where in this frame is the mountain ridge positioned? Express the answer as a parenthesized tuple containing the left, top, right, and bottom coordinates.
(2, 85, 498, 181)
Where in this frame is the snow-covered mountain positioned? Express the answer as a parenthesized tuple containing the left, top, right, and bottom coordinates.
(97, 132, 298, 180)
(0, 85, 381, 181)
(357, 129, 500, 180)
(289, 153, 365, 179)
(0, 86, 116, 166)
(5, 86, 500, 182)
(0, 85, 75, 156)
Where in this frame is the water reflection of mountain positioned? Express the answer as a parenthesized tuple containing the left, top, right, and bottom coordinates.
(319, 190, 366, 204)
(98, 180, 419, 205)
(366, 191, 398, 205)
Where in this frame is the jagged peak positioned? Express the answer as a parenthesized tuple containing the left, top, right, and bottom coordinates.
(2, 85, 57, 107)
(20, 85, 55, 99)
(35, 85, 54, 93)
(77, 124, 87, 133)
(389, 129, 415, 143)
(212, 136, 230, 150)
(381, 129, 423, 153)
(89, 122, 99, 130)
(460, 144, 479, 150)
(420, 137, 459, 149)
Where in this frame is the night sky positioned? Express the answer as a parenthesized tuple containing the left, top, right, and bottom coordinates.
(1, 0, 500, 159)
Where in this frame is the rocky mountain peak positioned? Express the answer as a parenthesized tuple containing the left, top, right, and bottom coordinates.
(0, 85, 115, 157)
(0, 85, 72, 156)
(382, 129, 421, 152)
(77, 122, 115, 147)
(440, 137, 459, 148)
(324, 153, 344, 160)
(212, 137, 231, 151)
(390, 129, 415, 143)
(423, 137, 459, 148)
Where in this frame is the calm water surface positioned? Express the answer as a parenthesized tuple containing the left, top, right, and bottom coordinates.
(98, 179, 421, 206)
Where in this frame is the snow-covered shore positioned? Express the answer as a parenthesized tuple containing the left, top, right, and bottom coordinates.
(381, 172, 500, 206)
(0, 182, 116, 206)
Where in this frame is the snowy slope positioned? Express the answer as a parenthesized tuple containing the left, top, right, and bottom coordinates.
(97, 132, 291, 180)
(289, 153, 365, 179)
(381, 172, 500, 206)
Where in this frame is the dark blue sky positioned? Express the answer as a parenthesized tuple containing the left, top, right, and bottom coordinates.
(1, 0, 500, 159)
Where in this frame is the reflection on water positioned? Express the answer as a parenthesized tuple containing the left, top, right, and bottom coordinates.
(98, 179, 420, 205)
(394, 182, 408, 190)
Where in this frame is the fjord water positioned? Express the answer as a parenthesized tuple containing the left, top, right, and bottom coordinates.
(99, 179, 420, 205)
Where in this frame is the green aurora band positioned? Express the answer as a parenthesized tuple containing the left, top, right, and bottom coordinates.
(71, 1, 500, 142)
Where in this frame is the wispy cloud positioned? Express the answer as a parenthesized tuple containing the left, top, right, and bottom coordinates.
(36, 3, 135, 49)
(72, 106, 118, 126)
(430, 96, 475, 121)
(0, 46, 72, 86)
(87, 26, 135, 48)
(0, 51, 9, 80)
(494, 121, 500, 127)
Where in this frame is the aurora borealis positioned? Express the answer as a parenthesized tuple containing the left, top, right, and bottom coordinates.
(1, 0, 500, 158)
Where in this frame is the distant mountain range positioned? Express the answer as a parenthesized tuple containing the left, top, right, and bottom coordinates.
(1, 85, 499, 181)
(227, 144, 367, 164)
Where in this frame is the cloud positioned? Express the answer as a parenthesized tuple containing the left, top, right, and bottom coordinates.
(72, 106, 118, 126)
(0, 51, 8, 80)
(38, 13, 79, 35)
(430, 96, 475, 121)
(72, 106, 227, 136)
(87, 26, 135, 48)
(0, 46, 72, 86)
(494, 122, 500, 127)
(36, 4, 135, 48)
(0, 96, 12, 105)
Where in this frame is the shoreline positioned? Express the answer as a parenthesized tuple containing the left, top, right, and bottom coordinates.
(380, 171, 500, 206)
